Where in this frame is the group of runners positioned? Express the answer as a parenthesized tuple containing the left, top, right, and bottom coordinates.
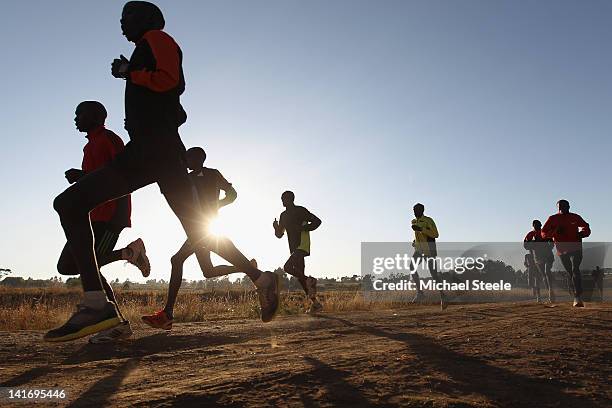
(44, 2, 601, 344)
(44, 1, 322, 343)
(523, 200, 593, 307)
(407, 201, 595, 310)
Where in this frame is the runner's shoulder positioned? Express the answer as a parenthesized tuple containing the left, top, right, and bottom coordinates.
(295, 205, 313, 217)
(141, 29, 179, 47)
(103, 129, 125, 148)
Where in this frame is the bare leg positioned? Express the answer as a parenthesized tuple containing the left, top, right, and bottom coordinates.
(409, 256, 423, 294)
(560, 252, 583, 297)
(57, 241, 126, 320)
(162, 188, 261, 282)
(164, 240, 194, 317)
(164, 241, 246, 318)
(284, 253, 308, 294)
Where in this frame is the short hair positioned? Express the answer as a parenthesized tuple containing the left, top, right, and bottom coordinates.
(281, 191, 295, 201)
(77, 101, 107, 123)
(413, 203, 425, 211)
(124, 1, 165, 30)
(558, 199, 570, 207)
(186, 146, 206, 161)
(532, 219, 541, 227)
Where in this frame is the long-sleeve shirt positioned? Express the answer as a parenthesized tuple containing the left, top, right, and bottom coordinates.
(523, 230, 554, 263)
(125, 29, 186, 133)
(541, 212, 590, 255)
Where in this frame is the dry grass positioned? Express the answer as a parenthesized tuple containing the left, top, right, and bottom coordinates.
(0, 286, 557, 331)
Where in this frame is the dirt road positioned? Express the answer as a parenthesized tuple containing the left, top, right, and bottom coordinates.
(0, 302, 610, 407)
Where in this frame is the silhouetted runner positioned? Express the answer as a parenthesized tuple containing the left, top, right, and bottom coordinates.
(45, 2, 278, 343)
(409, 203, 447, 310)
(542, 199, 591, 307)
(591, 266, 604, 301)
(55, 101, 151, 343)
(273, 191, 323, 313)
(523, 252, 541, 302)
(524, 219, 555, 303)
(142, 147, 256, 330)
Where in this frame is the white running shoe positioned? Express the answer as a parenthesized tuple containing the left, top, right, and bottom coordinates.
(573, 297, 584, 308)
(89, 321, 133, 344)
(126, 238, 151, 277)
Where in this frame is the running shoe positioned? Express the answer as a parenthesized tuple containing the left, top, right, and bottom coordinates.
(573, 297, 584, 308)
(89, 321, 133, 344)
(141, 310, 173, 330)
(257, 271, 280, 323)
(126, 238, 151, 277)
(44, 302, 120, 342)
(305, 276, 318, 299)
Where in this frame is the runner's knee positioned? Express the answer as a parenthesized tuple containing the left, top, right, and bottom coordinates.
(171, 252, 187, 267)
(53, 191, 71, 216)
(53, 190, 87, 219)
(57, 258, 79, 276)
(200, 267, 215, 279)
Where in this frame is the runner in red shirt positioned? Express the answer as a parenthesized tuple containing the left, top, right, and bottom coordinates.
(46, 2, 279, 342)
(524, 220, 555, 303)
(56, 101, 151, 342)
(542, 200, 591, 307)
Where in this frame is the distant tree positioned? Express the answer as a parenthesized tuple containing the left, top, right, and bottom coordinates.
(0, 268, 12, 280)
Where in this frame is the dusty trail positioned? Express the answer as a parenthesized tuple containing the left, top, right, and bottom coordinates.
(0, 302, 610, 407)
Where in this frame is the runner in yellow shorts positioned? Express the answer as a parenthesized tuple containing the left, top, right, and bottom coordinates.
(410, 203, 448, 310)
(273, 191, 323, 313)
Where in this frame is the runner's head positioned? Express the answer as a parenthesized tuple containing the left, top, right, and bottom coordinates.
(186, 147, 206, 171)
(281, 191, 295, 208)
(121, 1, 165, 42)
(532, 220, 542, 231)
(75, 101, 107, 133)
(557, 199, 570, 214)
(413, 203, 425, 218)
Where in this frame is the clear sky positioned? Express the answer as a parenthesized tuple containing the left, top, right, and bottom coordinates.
(1, 0, 611, 282)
